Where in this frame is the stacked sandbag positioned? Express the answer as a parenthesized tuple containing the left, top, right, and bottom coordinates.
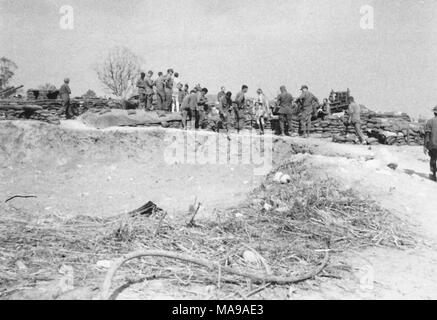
(310, 110, 424, 146)
(0, 98, 128, 125)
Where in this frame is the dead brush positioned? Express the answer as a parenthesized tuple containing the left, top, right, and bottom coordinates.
(0, 159, 415, 299)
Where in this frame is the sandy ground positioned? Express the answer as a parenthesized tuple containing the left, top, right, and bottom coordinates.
(1, 120, 437, 299)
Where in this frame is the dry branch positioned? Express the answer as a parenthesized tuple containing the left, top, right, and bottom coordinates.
(99, 249, 329, 300)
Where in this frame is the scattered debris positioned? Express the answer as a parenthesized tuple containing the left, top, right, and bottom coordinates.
(387, 163, 398, 170)
(128, 201, 163, 217)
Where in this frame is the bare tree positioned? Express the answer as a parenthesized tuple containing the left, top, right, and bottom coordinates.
(95, 46, 142, 98)
(0, 57, 18, 90)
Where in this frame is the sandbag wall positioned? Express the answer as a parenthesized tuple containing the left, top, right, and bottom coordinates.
(311, 111, 424, 146)
(0, 98, 125, 125)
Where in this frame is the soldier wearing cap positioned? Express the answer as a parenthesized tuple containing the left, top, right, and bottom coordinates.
(144, 71, 154, 110)
(218, 91, 233, 138)
(234, 85, 248, 133)
(424, 105, 437, 181)
(59, 78, 73, 119)
(217, 86, 226, 102)
(296, 85, 318, 138)
(180, 89, 197, 129)
(254, 88, 270, 135)
(347, 96, 367, 144)
(155, 72, 165, 110)
(276, 85, 294, 136)
(136, 72, 147, 109)
(164, 68, 175, 111)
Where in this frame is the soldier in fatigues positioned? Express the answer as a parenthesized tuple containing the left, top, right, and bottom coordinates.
(181, 90, 197, 129)
(196, 88, 209, 129)
(347, 96, 367, 144)
(276, 86, 294, 136)
(163, 69, 174, 112)
(60, 78, 73, 119)
(155, 72, 165, 110)
(234, 85, 248, 133)
(254, 88, 270, 135)
(424, 105, 437, 181)
(218, 91, 233, 138)
(136, 72, 147, 109)
(296, 85, 318, 138)
(144, 71, 154, 110)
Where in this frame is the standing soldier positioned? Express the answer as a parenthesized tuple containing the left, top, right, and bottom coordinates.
(347, 96, 367, 144)
(188, 89, 199, 129)
(196, 88, 209, 129)
(218, 91, 233, 139)
(234, 85, 248, 133)
(254, 88, 270, 135)
(424, 106, 437, 181)
(136, 72, 147, 109)
(180, 89, 196, 129)
(217, 86, 226, 102)
(144, 70, 154, 110)
(276, 86, 294, 136)
(177, 82, 187, 113)
(296, 85, 318, 138)
(164, 68, 174, 112)
(60, 78, 73, 119)
(155, 72, 165, 110)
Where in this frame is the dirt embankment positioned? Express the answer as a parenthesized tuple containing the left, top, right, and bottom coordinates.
(0, 121, 307, 217)
(2, 120, 437, 300)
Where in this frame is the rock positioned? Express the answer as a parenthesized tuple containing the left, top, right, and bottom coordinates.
(15, 260, 28, 270)
(263, 203, 273, 211)
(243, 250, 259, 265)
(280, 174, 291, 184)
(273, 172, 283, 182)
(96, 260, 113, 269)
(387, 163, 398, 170)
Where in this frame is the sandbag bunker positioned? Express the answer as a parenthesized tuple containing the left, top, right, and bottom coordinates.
(0, 95, 426, 146)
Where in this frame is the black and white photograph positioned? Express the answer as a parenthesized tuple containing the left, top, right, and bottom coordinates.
(1, 0, 436, 307)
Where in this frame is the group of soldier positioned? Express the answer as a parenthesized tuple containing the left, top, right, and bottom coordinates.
(59, 73, 437, 181)
(136, 69, 179, 111)
(135, 71, 366, 142)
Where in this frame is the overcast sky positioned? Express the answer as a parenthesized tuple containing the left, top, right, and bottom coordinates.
(1, 0, 436, 117)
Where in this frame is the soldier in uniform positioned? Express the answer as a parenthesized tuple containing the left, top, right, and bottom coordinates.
(154, 72, 165, 110)
(234, 85, 248, 133)
(181, 90, 197, 129)
(60, 78, 73, 119)
(254, 88, 270, 135)
(136, 72, 147, 109)
(296, 85, 318, 138)
(347, 96, 367, 144)
(164, 68, 174, 111)
(424, 105, 437, 181)
(276, 85, 294, 136)
(217, 86, 226, 102)
(218, 91, 233, 138)
(196, 88, 209, 129)
(144, 71, 154, 110)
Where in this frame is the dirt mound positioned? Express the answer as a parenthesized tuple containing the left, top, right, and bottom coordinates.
(0, 121, 282, 216)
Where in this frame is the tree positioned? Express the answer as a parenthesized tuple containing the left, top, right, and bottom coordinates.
(38, 83, 57, 91)
(95, 46, 142, 98)
(0, 57, 18, 90)
(82, 89, 97, 99)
